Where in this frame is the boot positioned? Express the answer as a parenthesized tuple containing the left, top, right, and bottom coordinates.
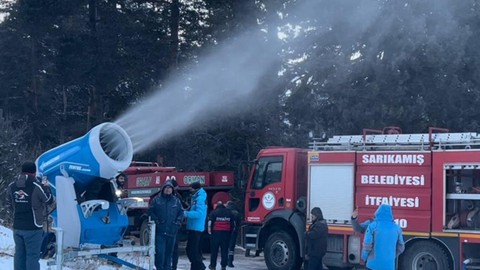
(228, 251, 234, 267)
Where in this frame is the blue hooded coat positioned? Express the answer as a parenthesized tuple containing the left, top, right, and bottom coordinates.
(361, 204, 405, 270)
(184, 187, 207, 232)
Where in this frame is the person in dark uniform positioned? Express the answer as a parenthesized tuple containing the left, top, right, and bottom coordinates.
(7, 161, 54, 270)
(208, 201, 234, 270)
(305, 207, 328, 270)
(226, 201, 240, 267)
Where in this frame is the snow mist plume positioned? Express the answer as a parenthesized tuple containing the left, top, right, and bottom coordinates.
(115, 0, 460, 154)
(115, 30, 279, 153)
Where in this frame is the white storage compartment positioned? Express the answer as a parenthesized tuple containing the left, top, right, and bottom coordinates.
(308, 164, 355, 223)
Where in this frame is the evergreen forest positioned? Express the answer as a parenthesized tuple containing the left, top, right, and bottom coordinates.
(1, 0, 480, 224)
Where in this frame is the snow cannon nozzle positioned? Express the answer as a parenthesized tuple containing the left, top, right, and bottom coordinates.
(36, 122, 133, 194)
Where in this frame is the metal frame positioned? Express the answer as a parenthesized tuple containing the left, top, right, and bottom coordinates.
(310, 132, 480, 151)
(48, 222, 156, 270)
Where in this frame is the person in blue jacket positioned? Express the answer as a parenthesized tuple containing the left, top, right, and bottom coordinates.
(148, 181, 184, 270)
(184, 182, 207, 270)
(361, 204, 405, 270)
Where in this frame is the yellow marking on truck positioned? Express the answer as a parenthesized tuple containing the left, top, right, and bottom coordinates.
(403, 231, 430, 237)
(327, 226, 353, 231)
(459, 234, 480, 239)
(431, 232, 458, 238)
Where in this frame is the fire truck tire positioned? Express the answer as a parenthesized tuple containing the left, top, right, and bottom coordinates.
(264, 231, 301, 270)
(140, 220, 150, 246)
(399, 240, 450, 270)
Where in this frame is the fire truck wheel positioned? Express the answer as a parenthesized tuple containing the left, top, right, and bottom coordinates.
(399, 241, 450, 270)
(264, 231, 300, 270)
(140, 220, 150, 246)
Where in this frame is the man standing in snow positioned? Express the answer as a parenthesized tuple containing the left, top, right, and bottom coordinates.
(361, 204, 405, 270)
(148, 180, 184, 270)
(7, 161, 54, 270)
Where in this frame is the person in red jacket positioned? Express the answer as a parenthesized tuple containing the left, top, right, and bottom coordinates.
(7, 161, 54, 270)
(208, 201, 235, 270)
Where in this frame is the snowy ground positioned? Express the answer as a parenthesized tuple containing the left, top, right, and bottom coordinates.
(0, 225, 267, 270)
(0, 224, 143, 269)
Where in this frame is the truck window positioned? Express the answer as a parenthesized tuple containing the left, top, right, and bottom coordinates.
(251, 156, 283, 189)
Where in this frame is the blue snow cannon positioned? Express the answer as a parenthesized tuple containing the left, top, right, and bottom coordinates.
(36, 122, 133, 248)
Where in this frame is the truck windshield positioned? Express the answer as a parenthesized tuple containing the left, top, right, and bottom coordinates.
(251, 156, 283, 189)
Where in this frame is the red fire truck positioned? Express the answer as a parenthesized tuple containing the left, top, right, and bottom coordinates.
(121, 162, 235, 246)
(243, 127, 480, 270)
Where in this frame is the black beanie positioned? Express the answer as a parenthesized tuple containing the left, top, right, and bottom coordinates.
(190, 182, 201, 190)
(21, 161, 36, 174)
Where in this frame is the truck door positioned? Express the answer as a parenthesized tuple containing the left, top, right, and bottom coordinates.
(245, 156, 284, 223)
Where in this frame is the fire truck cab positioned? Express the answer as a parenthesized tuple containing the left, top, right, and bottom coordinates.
(243, 128, 480, 270)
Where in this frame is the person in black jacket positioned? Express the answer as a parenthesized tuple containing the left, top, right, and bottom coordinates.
(148, 181, 184, 270)
(7, 161, 54, 270)
(305, 207, 328, 270)
(170, 179, 189, 270)
(226, 201, 240, 268)
(208, 201, 234, 270)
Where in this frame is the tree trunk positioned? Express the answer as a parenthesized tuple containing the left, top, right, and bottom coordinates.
(61, 86, 67, 143)
(169, 0, 180, 71)
(30, 39, 38, 112)
(87, 0, 98, 131)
